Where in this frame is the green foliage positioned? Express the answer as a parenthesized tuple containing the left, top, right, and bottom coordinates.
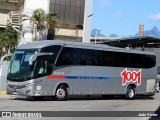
(30, 9, 46, 30)
(0, 25, 19, 57)
(30, 9, 58, 41)
(46, 12, 58, 29)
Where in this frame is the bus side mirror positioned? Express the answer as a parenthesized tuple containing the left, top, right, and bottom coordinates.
(29, 53, 53, 65)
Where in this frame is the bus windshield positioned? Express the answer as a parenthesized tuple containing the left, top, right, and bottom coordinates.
(7, 49, 38, 81)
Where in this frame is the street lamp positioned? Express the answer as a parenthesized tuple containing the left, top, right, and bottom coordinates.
(83, 13, 94, 43)
(88, 14, 94, 17)
(95, 29, 102, 44)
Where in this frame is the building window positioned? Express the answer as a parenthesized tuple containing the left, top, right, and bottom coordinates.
(49, 0, 85, 25)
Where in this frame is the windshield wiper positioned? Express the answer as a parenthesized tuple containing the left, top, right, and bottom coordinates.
(18, 73, 27, 81)
(7, 73, 14, 79)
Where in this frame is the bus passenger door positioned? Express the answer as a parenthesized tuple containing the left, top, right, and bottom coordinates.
(34, 58, 51, 96)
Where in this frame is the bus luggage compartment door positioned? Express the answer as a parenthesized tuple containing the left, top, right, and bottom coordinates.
(146, 79, 156, 93)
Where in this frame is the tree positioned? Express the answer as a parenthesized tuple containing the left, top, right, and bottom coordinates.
(46, 12, 58, 40)
(30, 9, 58, 41)
(0, 25, 20, 57)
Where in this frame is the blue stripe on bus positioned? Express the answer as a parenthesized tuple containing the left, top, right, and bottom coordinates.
(48, 75, 109, 80)
(65, 76, 109, 80)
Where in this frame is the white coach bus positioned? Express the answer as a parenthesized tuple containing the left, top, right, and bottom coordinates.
(6, 40, 157, 100)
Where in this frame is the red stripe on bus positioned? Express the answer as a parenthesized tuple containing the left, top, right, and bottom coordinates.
(48, 75, 65, 79)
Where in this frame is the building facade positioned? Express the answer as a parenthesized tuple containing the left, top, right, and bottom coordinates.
(0, 0, 93, 44)
(49, 0, 85, 42)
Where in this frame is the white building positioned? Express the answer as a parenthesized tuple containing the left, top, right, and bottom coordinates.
(0, 0, 93, 44)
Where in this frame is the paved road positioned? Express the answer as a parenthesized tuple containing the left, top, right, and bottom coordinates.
(0, 93, 159, 120)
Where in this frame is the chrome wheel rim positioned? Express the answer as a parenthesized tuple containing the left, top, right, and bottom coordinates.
(128, 89, 134, 98)
(56, 88, 65, 98)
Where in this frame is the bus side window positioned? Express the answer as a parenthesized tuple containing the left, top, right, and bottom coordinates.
(100, 51, 114, 66)
(114, 52, 129, 67)
(47, 61, 53, 75)
(80, 49, 99, 66)
(57, 47, 76, 66)
(91, 55, 99, 65)
(143, 55, 156, 68)
(63, 53, 72, 65)
(35, 59, 48, 77)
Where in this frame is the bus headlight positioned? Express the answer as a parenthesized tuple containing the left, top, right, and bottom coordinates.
(24, 80, 42, 87)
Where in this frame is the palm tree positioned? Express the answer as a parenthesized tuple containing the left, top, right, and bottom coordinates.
(46, 12, 58, 29)
(30, 9, 58, 41)
(46, 12, 58, 40)
(30, 9, 46, 41)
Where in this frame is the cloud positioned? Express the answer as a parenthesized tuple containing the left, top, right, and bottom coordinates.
(99, 0, 111, 8)
(115, 12, 124, 18)
(115, 12, 128, 23)
(148, 13, 160, 22)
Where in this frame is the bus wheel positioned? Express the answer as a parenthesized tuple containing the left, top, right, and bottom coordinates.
(55, 86, 68, 101)
(126, 86, 136, 100)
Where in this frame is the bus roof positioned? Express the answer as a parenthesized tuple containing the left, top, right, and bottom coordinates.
(17, 40, 65, 49)
(16, 40, 155, 55)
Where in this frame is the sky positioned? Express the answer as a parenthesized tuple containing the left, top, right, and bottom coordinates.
(92, 0, 160, 36)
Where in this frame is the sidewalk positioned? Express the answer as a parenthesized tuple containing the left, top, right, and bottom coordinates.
(0, 94, 18, 99)
(0, 91, 7, 95)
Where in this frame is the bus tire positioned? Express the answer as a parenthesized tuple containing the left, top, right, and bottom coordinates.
(126, 86, 136, 100)
(55, 85, 68, 101)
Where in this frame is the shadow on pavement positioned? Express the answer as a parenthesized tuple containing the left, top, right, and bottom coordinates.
(10, 95, 154, 101)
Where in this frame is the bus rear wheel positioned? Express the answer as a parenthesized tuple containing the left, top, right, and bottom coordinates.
(55, 86, 68, 101)
(126, 86, 136, 100)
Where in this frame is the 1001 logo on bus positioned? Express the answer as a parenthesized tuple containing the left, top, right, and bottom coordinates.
(121, 69, 141, 86)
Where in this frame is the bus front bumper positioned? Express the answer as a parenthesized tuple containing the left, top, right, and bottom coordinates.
(6, 85, 34, 96)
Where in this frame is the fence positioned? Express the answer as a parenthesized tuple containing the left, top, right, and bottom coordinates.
(8, 11, 21, 26)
